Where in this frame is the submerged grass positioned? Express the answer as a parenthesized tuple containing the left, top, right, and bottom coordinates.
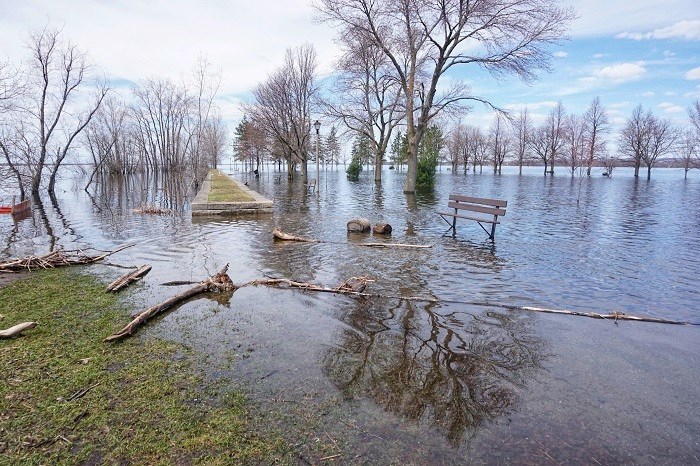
(0, 268, 290, 464)
(208, 170, 255, 203)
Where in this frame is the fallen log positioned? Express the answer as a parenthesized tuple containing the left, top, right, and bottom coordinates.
(373, 223, 392, 235)
(273, 227, 318, 243)
(105, 265, 152, 292)
(0, 244, 135, 273)
(347, 218, 371, 232)
(273, 227, 432, 249)
(0, 321, 38, 339)
(357, 242, 433, 249)
(104, 265, 235, 342)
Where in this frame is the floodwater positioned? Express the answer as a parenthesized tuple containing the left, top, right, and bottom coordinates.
(1, 165, 699, 463)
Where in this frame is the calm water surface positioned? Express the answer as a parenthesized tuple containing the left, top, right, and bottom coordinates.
(1, 166, 698, 463)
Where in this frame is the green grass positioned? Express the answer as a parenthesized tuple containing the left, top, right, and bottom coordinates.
(0, 268, 289, 464)
(208, 170, 255, 203)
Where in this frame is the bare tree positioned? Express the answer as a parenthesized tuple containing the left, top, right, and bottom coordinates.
(543, 101, 565, 175)
(317, 0, 574, 193)
(1, 27, 108, 196)
(679, 130, 699, 178)
(530, 125, 550, 174)
(131, 78, 194, 172)
(489, 113, 510, 174)
(563, 113, 585, 176)
(511, 108, 531, 175)
(689, 100, 700, 136)
(582, 96, 608, 176)
(188, 55, 221, 172)
(468, 126, 488, 174)
(324, 35, 404, 182)
(619, 104, 647, 177)
(640, 114, 676, 180)
(248, 45, 318, 182)
(446, 123, 467, 173)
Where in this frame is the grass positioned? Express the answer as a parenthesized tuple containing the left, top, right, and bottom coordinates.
(207, 169, 255, 203)
(0, 268, 290, 464)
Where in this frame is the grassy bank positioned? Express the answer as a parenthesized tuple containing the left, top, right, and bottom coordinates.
(208, 170, 255, 203)
(0, 268, 288, 464)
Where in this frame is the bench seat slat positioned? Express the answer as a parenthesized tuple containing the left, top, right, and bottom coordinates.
(448, 194, 507, 208)
(447, 201, 506, 217)
(438, 211, 499, 224)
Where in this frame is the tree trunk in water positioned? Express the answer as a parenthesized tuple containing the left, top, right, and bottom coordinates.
(647, 165, 652, 180)
(403, 130, 418, 194)
(374, 152, 383, 183)
(634, 164, 640, 177)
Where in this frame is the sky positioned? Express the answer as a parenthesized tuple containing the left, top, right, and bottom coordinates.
(1, 0, 699, 137)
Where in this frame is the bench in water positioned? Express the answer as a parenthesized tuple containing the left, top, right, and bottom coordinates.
(438, 194, 507, 240)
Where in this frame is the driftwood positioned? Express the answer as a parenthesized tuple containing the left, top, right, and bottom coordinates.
(273, 228, 432, 249)
(0, 321, 38, 339)
(240, 276, 696, 326)
(133, 205, 171, 215)
(105, 265, 152, 292)
(357, 242, 433, 249)
(347, 218, 371, 232)
(0, 244, 135, 273)
(273, 227, 318, 243)
(104, 265, 235, 342)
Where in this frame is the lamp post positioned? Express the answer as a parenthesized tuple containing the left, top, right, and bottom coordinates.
(314, 119, 321, 196)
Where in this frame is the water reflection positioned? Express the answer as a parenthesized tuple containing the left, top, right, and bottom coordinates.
(324, 299, 545, 444)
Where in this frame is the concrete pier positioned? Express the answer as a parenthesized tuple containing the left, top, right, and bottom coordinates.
(191, 170, 273, 216)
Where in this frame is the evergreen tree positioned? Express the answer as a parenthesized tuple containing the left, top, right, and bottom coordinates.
(416, 125, 443, 189)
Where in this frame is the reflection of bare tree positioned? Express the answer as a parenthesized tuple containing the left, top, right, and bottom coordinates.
(324, 300, 545, 444)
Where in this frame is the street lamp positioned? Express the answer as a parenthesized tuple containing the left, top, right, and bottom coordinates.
(314, 119, 321, 196)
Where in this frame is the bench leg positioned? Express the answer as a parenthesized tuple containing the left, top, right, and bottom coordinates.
(489, 215, 497, 240)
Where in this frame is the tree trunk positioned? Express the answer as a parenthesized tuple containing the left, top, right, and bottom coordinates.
(403, 128, 418, 193)
(647, 165, 652, 180)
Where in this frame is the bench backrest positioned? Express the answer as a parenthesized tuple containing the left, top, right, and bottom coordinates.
(448, 194, 507, 217)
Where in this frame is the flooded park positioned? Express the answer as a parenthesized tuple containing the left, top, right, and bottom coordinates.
(1, 165, 698, 463)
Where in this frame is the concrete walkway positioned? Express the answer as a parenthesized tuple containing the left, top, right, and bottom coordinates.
(191, 170, 273, 216)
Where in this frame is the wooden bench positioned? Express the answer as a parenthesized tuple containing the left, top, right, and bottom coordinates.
(438, 194, 507, 240)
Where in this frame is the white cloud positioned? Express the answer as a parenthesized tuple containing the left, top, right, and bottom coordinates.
(592, 53, 608, 59)
(553, 51, 568, 58)
(658, 102, 685, 113)
(595, 63, 647, 82)
(639, 91, 656, 98)
(685, 67, 700, 80)
(684, 86, 700, 98)
(616, 20, 700, 41)
(565, 1, 700, 37)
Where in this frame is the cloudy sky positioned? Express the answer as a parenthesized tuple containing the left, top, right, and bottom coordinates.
(1, 0, 698, 133)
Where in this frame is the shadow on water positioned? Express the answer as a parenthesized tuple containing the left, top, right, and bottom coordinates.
(323, 299, 545, 445)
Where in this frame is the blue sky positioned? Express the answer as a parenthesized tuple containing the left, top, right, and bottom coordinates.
(0, 0, 698, 135)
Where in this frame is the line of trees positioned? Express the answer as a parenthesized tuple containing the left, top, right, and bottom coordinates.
(436, 98, 699, 180)
(0, 28, 227, 198)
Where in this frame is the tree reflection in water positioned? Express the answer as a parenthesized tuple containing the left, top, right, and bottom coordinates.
(323, 299, 546, 444)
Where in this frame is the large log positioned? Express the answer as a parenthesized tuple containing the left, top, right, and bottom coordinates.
(0, 321, 38, 339)
(372, 223, 392, 235)
(347, 218, 371, 233)
(104, 265, 235, 342)
(105, 264, 152, 292)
